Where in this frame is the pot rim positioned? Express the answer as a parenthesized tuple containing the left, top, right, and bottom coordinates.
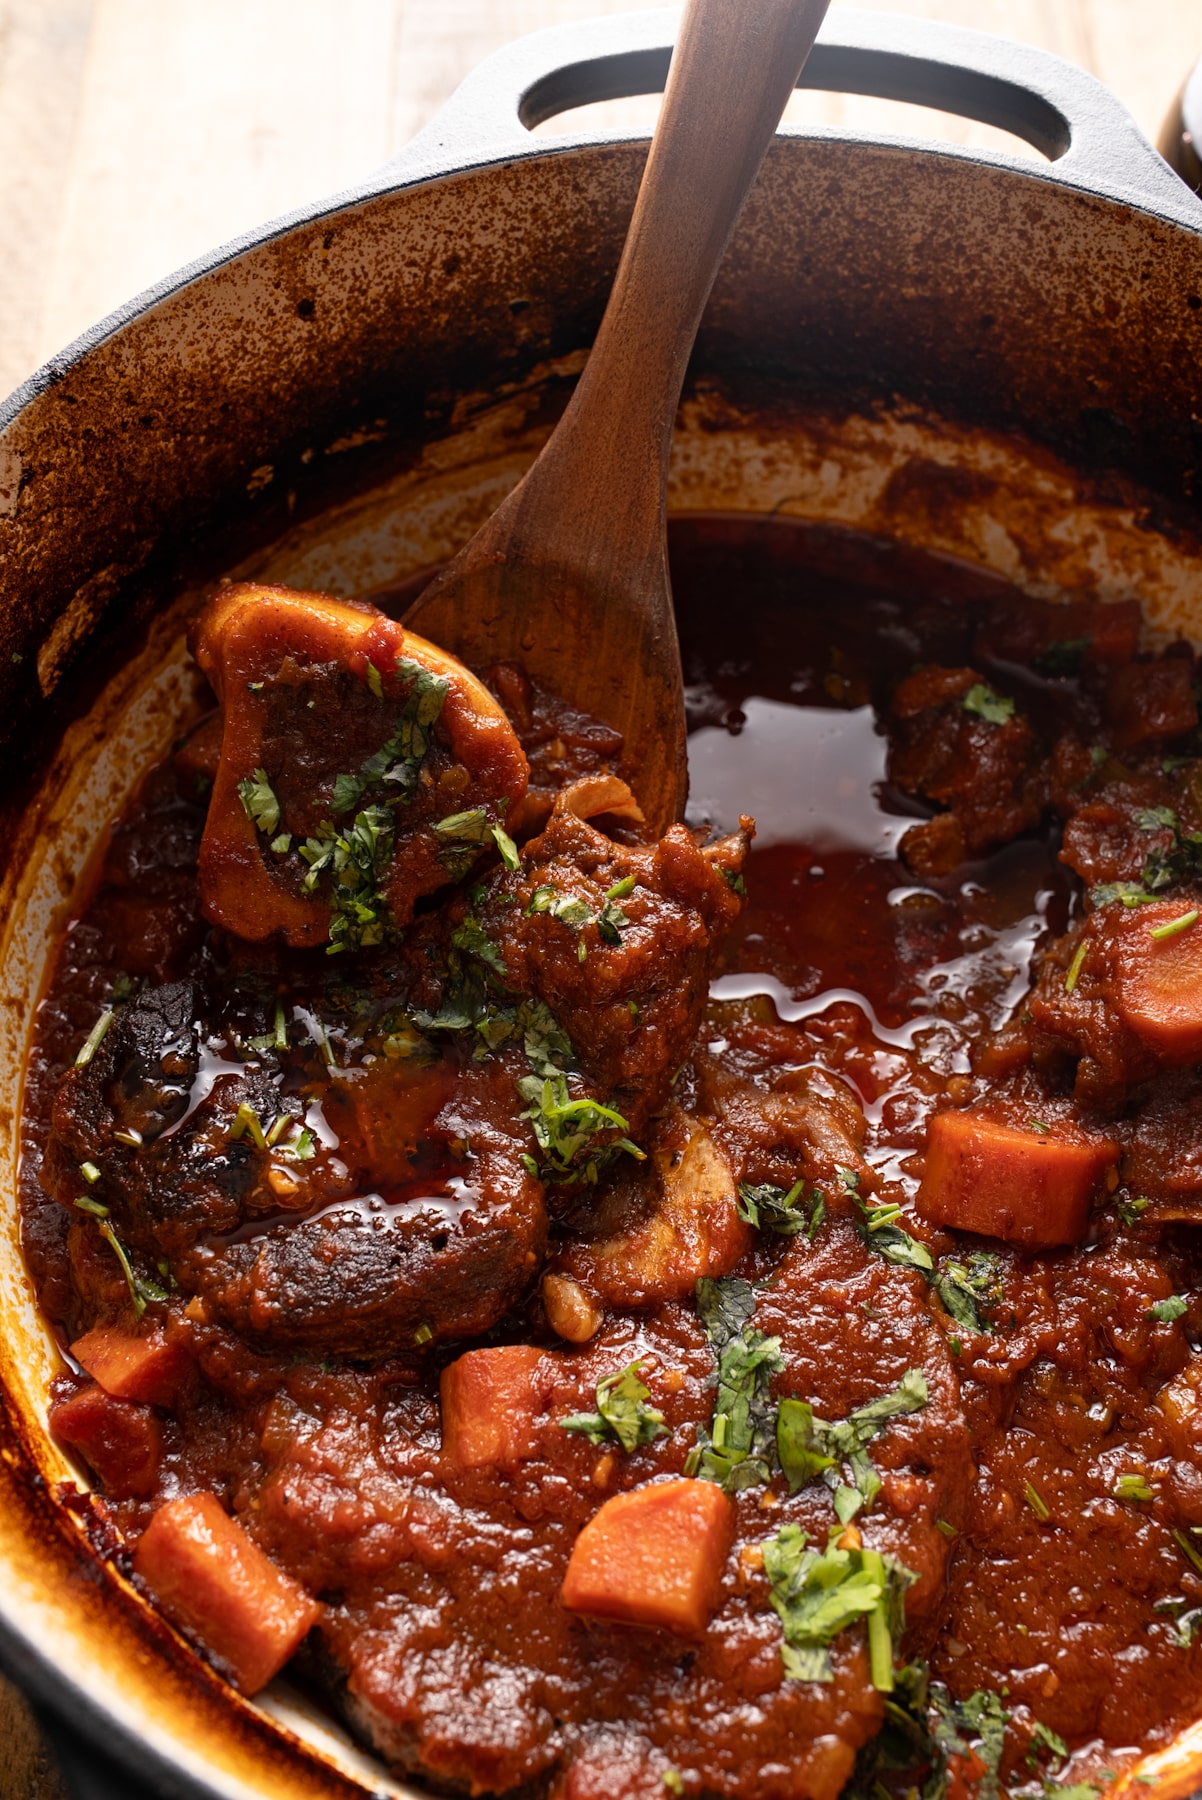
(3, 5, 1201, 442)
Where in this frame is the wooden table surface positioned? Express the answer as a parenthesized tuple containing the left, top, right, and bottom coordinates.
(1, 0, 1199, 1791)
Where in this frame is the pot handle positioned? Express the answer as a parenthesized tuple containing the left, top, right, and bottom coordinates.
(381, 4, 1202, 229)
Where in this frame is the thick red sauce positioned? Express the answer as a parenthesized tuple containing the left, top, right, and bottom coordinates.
(19, 515, 1202, 1800)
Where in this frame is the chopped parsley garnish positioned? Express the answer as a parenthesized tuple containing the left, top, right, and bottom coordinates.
(1113, 1473, 1155, 1503)
(737, 1178, 826, 1238)
(237, 767, 281, 836)
(1147, 1294, 1188, 1323)
(1064, 940, 1088, 993)
(433, 807, 496, 881)
(852, 1182, 934, 1275)
(776, 1370, 929, 1521)
(764, 1523, 916, 1689)
(95, 1218, 169, 1319)
(452, 913, 507, 978)
(1150, 908, 1199, 940)
(492, 822, 520, 870)
(1155, 1596, 1202, 1647)
(685, 1277, 783, 1492)
(526, 881, 629, 947)
(595, 896, 631, 946)
(517, 1073, 643, 1185)
(1024, 1479, 1051, 1522)
(963, 683, 1016, 725)
(299, 804, 396, 953)
(934, 1686, 1009, 1800)
(1090, 881, 1160, 909)
(247, 658, 454, 950)
(934, 1250, 1003, 1331)
(1116, 1194, 1151, 1225)
(560, 1359, 667, 1452)
(228, 1101, 268, 1150)
(1027, 1721, 1069, 1769)
(1093, 807, 1202, 911)
(331, 657, 449, 816)
(74, 1008, 114, 1069)
(1174, 1527, 1202, 1576)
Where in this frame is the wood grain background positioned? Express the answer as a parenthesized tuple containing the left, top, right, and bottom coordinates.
(0, 0, 1199, 1790)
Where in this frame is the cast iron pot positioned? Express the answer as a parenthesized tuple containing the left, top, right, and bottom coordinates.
(4, 10, 1202, 1799)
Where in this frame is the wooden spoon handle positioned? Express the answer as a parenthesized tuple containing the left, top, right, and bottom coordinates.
(520, 0, 831, 572)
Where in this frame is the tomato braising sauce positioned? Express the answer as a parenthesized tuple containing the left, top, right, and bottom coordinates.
(20, 516, 1202, 1800)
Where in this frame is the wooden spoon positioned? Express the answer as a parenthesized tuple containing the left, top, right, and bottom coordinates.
(404, 0, 831, 836)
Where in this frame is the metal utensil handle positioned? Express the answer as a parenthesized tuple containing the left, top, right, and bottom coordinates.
(383, 5, 1202, 231)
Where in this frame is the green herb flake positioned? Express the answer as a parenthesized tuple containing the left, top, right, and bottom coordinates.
(73, 1194, 110, 1219)
(1113, 1473, 1156, 1503)
(663, 1774, 684, 1797)
(935, 1518, 958, 1539)
(1064, 940, 1089, 994)
(560, 1359, 667, 1453)
(1024, 1479, 1051, 1522)
(1091, 881, 1159, 909)
(299, 805, 397, 954)
(492, 822, 520, 870)
(413, 1322, 434, 1346)
(1149, 908, 1199, 941)
(685, 1277, 784, 1492)
(935, 1250, 1003, 1332)
(517, 1072, 643, 1186)
(963, 684, 1016, 725)
(763, 1522, 916, 1689)
(737, 1179, 826, 1239)
(778, 1372, 928, 1517)
(1117, 1194, 1151, 1225)
(79, 1161, 102, 1186)
(237, 767, 281, 837)
(1027, 1720, 1069, 1769)
(1147, 1294, 1188, 1323)
(228, 1102, 268, 1150)
(97, 1219, 169, 1320)
(853, 1187, 934, 1275)
(74, 1008, 115, 1068)
(366, 660, 385, 699)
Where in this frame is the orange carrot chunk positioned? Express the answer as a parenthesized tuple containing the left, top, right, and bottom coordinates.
(440, 1345, 547, 1472)
(71, 1323, 193, 1410)
(916, 1110, 1117, 1249)
(133, 1493, 321, 1694)
(561, 1477, 735, 1637)
(50, 1381, 162, 1497)
(1111, 901, 1202, 1063)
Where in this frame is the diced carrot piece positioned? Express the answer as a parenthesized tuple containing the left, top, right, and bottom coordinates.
(1106, 659, 1197, 749)
(133, 1493, 321, 1694)
(440, 1345, 548, 1472)
(71, 1323, 193, 1409)
(1111, 902, 1202, 1062)
(916, 1110, 1117, 1249)
(50, 1381, 162, 1497)
(561, 1478, 735, 1637)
